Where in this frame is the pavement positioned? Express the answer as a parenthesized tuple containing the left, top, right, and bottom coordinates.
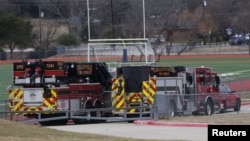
(134, 120, 209, 127)
(241, 101, 250, 106)
(134, 102, 250, 127)
(5, 102, 250, 127)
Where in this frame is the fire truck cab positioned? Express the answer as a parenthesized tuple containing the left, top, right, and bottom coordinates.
(166, 66, 241, 117)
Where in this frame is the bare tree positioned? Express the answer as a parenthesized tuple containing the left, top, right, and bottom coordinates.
(206, 0, 250, 52)
(42, 19, 64, 50)
(8, 0, 250, 56)
(144, 0, 186, 55)
(40, 0, 87, 43)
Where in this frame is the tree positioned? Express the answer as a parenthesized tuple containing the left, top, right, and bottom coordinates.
(145, 0, 186, 55)
(57, 33, 79, 47)
(0, 14, 33, 59)
(56, 33, 79, 55)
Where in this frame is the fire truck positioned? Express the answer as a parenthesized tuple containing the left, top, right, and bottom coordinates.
(8, 59, 241, 123)
(8, 60, 167, 123)
(155, 65, 241, 117)
(8, 59, 114, 123)
(111, 65, 241, 118)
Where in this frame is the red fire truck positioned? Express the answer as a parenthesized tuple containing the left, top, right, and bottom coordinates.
(8, 59, 114, 124)
(111, 65, 241, 118)
(8, 59, 241, 124)
(155, 66, 241, 117)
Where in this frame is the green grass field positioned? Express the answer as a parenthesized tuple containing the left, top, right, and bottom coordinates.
(157, 56, 250, 74)
(0, 64, 12, 101)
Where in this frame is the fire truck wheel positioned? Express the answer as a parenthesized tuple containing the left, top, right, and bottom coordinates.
(220, 101, 226, 113)
(93, 102, 106, 123)
(234, 99, 241, 111)
(169, 101, 177, 118)
(205, 100, 213, 115)
(126, 114, 137, 123)
(84, 103, 94, 123)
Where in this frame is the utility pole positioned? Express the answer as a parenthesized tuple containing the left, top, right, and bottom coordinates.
(110, 0, 115, 38)
(39, 5, 42, 47)
(202, 0, 207, 16)
(39, 5, 44, 48)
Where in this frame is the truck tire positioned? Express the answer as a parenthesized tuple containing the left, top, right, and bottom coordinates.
(84, 103, 93, 123)
(93, 102, 106, 123)
(75, 103, 93, 124)
(205, 100, 213, 115)
(234, 99, 241, 111)
(169, 101, 177, 118)
(126, 114, 137, 123)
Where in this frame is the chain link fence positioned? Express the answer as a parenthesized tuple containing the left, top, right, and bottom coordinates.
(1, 43, 250, 121)
(1, 45, 250, 100)
(0, 43, 249, 61)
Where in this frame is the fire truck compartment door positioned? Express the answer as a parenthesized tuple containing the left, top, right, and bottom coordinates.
(156, 77, 184, 111)
(23, 88, 43, 106)
(57, 99, 80, 110)
(57, 99, 69, 110)
(156, 77, 184, 94)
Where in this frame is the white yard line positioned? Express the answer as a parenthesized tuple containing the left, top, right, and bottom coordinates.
(219, 69, 250, 77)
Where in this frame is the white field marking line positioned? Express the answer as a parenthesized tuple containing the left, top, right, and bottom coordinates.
(219, 70, 250, 77)
(219, 72, 241, 77)
(0, 104, 6, 106)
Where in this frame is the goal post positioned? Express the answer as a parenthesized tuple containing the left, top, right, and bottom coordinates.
(87, 39, 155, 64)
(86, 0, 153, 65)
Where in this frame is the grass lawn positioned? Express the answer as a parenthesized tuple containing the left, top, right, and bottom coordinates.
(156, 55, 250, 82)
(0, 64, 12, 100)
(157, 55, 250, 73)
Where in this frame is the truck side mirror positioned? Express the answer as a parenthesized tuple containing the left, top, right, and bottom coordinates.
(44, 87, 51, 98)
(187, 75, 193, 85)
(215, 76, 220, 87)
(229, 90, 235, 93)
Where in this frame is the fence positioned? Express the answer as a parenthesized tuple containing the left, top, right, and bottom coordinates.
(0, 65, 12, 101)
(184, 44, 250, 55)
(1, 92, 248, 123)
(1, 43, 250, 122)
(0, 43, 250, 61)
(0, 100, 8, 119)
(1, 58, 250, 101)
(0, 100, 158, 123)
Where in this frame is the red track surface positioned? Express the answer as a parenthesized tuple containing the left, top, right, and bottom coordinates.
(225, 80, 250, 92)
(2, 54, 250, 64)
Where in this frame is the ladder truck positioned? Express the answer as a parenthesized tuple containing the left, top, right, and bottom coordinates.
(8, 59, 113, 124)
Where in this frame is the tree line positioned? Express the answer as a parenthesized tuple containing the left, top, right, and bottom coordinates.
(0, 0, 250, 59)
